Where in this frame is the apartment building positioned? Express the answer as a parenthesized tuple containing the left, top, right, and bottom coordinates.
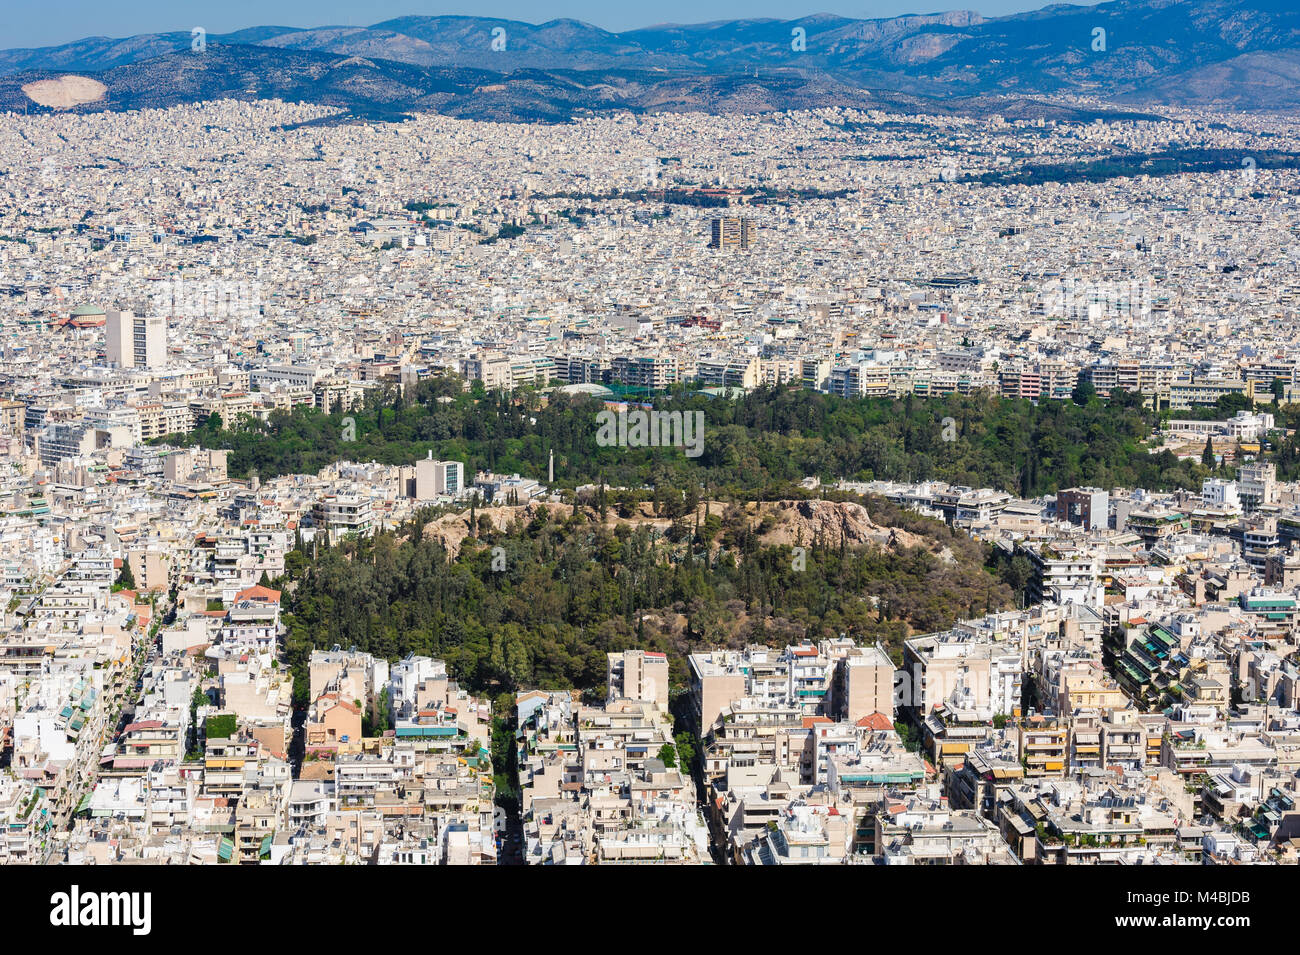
(106, 309, 167, 370)
(708, 217, 755, 251)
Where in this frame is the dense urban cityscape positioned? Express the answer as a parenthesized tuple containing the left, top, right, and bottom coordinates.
(0, 12, 1295, 928)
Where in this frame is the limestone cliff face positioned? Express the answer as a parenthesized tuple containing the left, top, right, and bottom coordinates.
(417, 498, 934, 559)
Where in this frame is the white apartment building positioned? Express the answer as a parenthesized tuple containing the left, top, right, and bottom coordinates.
(106, 309, 167, 370)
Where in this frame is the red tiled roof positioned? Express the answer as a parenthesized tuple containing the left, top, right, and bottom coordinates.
(856, 712, 895, 731)
(234, 584, 281, 603)
(123, 720, 164, 732)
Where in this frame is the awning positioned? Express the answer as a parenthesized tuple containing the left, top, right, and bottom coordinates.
(218, 837, 234, 860)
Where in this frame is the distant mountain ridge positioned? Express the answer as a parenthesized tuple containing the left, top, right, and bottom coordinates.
(2, 2, 1299, 120)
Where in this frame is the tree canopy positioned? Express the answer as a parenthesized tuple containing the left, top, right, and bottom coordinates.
(162, 377, 1221, 499)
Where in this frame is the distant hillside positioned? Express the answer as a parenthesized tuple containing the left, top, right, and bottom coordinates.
(0, 45, 953, 123)
(3, 1, 1299, 117)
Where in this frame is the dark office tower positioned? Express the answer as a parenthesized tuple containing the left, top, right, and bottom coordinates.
(709, 217, 754, 250)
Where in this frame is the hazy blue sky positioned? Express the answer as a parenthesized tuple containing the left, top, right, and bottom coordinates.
(5, 1, 1105, 49)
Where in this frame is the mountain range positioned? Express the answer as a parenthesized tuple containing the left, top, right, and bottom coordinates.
(2, 1, 1298, 121)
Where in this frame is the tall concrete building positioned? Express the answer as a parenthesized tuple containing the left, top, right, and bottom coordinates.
(606, 649, 669, 712)
(433, 459, 463, 498)
(833, 645, 897, 723)
(106, 309, 167, 369)
(1056, 487, 1110, 530)
(413, 452, 464, 501)
(1238, 462, 1277, 513)
(461, 353, 511, 390)
(686, 649, 751, 736)
(709, 217, 755, 250)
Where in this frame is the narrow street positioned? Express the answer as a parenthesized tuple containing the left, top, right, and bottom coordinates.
(41, 620, 158, 863)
